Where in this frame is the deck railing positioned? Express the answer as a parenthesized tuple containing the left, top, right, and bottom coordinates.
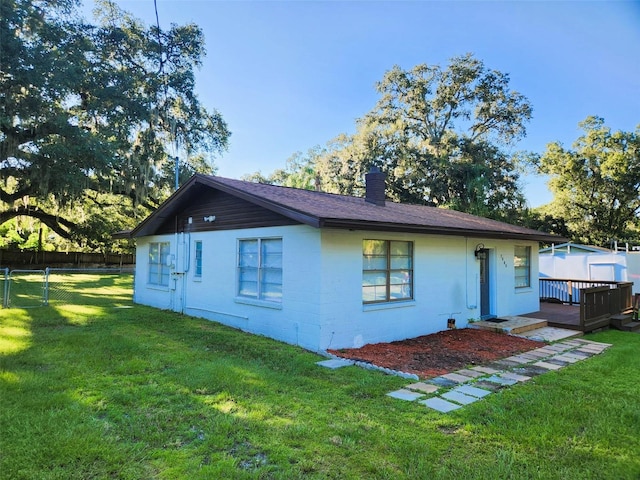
(580, 286, 612, 331)
(540, 278, 634, 332)
(539, 278, 622, 305)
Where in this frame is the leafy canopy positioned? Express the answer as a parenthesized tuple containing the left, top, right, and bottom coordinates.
(537, 116, 640, 245)
(0, 0, 230, 251)
(250, 54, 532, 221)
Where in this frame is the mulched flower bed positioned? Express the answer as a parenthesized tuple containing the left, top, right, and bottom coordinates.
(328, 328, 544, 379)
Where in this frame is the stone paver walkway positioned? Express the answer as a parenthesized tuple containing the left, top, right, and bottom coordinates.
(383, 338, 611, 412)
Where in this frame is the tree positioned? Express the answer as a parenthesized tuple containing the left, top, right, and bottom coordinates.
(513, 207, 571, 242)
(0, 0, 229, 251)
(243, 147, 323, 190)
(536, 117, 640, 245)
(307, 54, 532, 220)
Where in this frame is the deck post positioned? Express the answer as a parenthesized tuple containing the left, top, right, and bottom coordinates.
(568, 280, 573, 305)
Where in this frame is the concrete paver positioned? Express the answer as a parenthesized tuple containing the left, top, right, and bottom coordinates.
(470, 366, 502, 375)
(518, 353, 543, 361)
(455, 369, 485, 379)
(316, 359, 354, 369)
(531, 347, 557, 356)
(473, 380, 504, 391)
(520, 349, 549, 358)
(533, 361, 563, 371)
(573, 348, 596, 356)
(500, 372, 531, 382)
(420, 397, 461, 412)
(442, 390, 480, 405)
(563, 351, 589, 359)
(379, 332, 613, 413)
(577, 345, 607, 353)
(545, 358, 570, 366)
(405, 382, 439, 394)
(428, 377, 459, 388)
(387, 389, 424, 401)
(455, 385, 492, 398)
(441, 373, 474, 384)
(513, 365, 550, 377)
(580, 340, 612, 347)
(484, 375, 518, 386)
(483, 363, 515, 373)
(517, 326, 583, 342)
(489, 359, 522, 368)
(503, 355, 531, 364)
(544, 344, 571, 353)
(562, 350, 586, 356)
(551, 354, 582, 364)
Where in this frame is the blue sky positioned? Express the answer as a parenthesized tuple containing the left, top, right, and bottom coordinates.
(84, 0, 640, 207)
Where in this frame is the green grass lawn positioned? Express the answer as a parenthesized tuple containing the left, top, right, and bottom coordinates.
(1, 275, 639, 479)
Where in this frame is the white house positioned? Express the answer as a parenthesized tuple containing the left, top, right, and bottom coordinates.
(124, 172, 560, 352)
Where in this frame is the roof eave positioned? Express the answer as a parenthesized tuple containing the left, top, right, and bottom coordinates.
(128, 174, 563, 243)
(319, 219, 565, 243)
(196, 176, 322, 228)
(129, 174, 322, 238)
(129, 175, 202, 238)
(112, 229, 133, 240)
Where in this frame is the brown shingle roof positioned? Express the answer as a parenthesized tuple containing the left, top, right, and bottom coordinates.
(130, 174, 563, 242)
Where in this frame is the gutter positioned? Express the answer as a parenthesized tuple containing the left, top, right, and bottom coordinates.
(319, 219, 566, 244)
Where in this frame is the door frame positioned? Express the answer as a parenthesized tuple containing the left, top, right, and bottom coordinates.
(478, 248, 495, 320)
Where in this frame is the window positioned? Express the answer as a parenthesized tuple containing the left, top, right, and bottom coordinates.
(194, 241, 203, 278)
(148, 242, 171, 286)
(514, 246, 531, 288)
(362, 240, 413, 303)
(238, 238, 282, 303)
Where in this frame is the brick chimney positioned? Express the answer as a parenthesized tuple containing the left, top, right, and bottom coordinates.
(365, 167, 386, 206)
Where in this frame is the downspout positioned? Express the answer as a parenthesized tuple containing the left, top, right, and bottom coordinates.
(169, 216, 178, 312)
(180, 218, 192, 314)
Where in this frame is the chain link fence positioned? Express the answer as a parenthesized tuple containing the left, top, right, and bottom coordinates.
(2, 268, 134, 308)
(1, 268, 7, 308)
(4, 269, 47, 308)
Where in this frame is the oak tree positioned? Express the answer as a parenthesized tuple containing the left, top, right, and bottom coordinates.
(537, 117, 640, 245)
(0, 0, 229, 251)
(315, 54, 532, 220)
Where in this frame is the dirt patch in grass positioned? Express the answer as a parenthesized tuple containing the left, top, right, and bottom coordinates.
(328, 328, 544, 379)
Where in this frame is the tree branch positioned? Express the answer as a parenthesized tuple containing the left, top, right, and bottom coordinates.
(0, 207, 77, 240)
(0, 185, 36, 204)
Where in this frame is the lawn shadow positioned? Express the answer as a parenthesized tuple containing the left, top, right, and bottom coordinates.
(0, 303, 406, 478)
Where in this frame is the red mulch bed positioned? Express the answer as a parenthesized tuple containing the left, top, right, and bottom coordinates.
(327, 328, 544, 379)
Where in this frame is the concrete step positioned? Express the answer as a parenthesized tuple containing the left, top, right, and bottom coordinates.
(469, 316, 547, 335)
(515, 326, 583, 342)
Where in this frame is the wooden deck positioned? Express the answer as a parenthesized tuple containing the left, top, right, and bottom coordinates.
(522, 302, 582, 330)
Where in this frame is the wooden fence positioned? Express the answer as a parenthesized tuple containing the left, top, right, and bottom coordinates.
(0, 250, 134, 268)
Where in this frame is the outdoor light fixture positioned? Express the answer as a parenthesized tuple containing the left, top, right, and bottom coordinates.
(474, 243, 485, 258)
(203, 215, 216, 222)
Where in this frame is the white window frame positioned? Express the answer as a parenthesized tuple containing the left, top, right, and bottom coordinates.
(237, 237, 282, 304)
(514, 245, 531, 288)
(362, 239, 413, 304)
(148, 241, 171, 286)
